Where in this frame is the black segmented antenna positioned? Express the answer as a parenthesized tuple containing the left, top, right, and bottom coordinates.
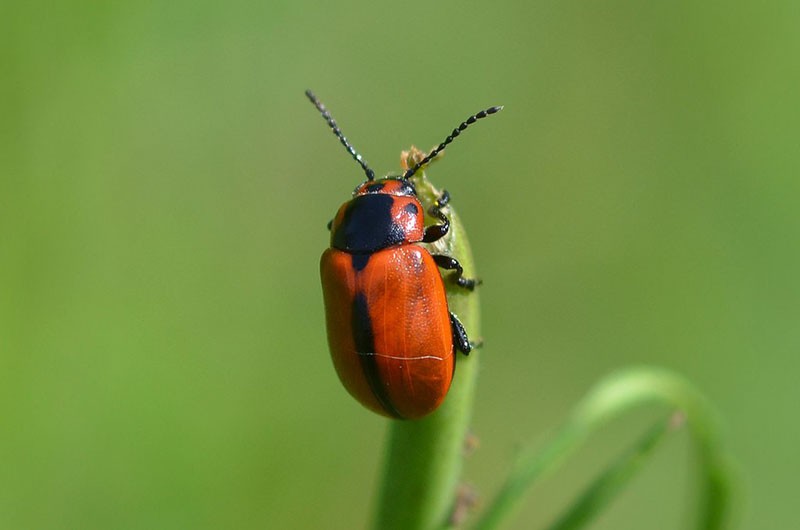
(402, 105, 503, 180)
(305, 90, 375, 181)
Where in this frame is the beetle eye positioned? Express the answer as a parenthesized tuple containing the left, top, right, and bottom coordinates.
(352, 177, 417, 197)
(400, 180, 416, 196)
(365, 182, 386, 193)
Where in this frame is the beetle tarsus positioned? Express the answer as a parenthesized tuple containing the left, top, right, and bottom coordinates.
(436, 189, 450, 208)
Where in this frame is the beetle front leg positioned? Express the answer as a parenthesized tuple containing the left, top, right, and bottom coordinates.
(432, 254, 481, 291)
(422, 190, 451, 243)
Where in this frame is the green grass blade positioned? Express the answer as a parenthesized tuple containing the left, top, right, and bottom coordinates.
(472, 366, 736, 530)
(546, 414, 680, 530)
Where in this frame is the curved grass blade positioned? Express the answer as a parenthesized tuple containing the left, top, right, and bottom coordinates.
(546, 414, 681, 530)
(472, 366, 736, 530)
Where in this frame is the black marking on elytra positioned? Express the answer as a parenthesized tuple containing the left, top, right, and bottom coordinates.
(403, 105, 503, 180)
(350, 253, 371, 271)
(404, 202, 419, 215)
(332, 194, 406, 252)
(305, 90, 375, 181)
(352, 292, 402, 418)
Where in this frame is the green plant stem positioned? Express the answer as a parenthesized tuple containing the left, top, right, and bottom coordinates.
(472, 367, 735, 530)
(370, 169, 481, 530)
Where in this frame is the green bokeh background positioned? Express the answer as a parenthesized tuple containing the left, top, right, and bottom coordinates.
(2, 2, 797, 528)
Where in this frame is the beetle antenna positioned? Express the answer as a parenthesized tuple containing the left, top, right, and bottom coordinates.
(402, 105, 503, 180)
(305, 90, 375, 181)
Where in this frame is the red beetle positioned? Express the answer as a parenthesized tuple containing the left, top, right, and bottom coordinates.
(307, 90, 501, 419)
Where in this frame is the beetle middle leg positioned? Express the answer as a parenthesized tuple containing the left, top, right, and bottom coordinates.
(424, 190, 481, 289)
(432, 254, 481, 291)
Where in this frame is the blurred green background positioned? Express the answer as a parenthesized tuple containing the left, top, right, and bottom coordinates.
(2, 1, 798, 528)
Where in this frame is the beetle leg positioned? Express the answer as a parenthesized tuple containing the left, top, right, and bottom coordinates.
(422, 190, 451, 243)
(435, 189, 451, 208)
(450, 312, 472, 355)
(432, 254, 482, 291)
(326, 219, 333, 231)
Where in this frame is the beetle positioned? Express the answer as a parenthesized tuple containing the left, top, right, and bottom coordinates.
(307, 90, 502, 419)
